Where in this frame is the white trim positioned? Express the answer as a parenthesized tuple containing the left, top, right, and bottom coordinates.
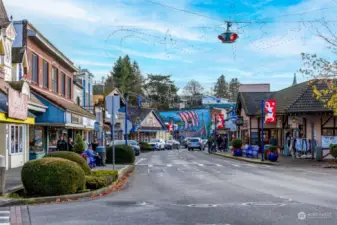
(35, 33, 77, 71)
(28, 104, 46, 112)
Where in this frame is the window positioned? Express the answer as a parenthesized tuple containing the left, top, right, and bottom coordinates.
(67, 77, 71, 99)
(10, 125, 24, 154)
(32, 53, 38, 83)
(29, 126, 44, 152)
(322, 129, 334, 136)
(61, 72, 66, 96)
(52, 67, 58, 92)
(43, 60, 49, 88)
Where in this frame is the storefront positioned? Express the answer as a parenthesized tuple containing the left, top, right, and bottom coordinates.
(0, 82, 34, 169)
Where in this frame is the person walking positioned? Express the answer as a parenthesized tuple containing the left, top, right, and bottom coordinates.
(57, 135, 68, 151)
(68, 138, 74, 152)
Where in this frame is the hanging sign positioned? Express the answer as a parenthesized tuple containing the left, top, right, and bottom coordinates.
(216, 114, 225, 129)
(264, 100, 276, 123)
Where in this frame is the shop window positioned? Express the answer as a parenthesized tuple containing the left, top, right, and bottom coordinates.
(10, 125, 24, 154)
(322, 129, 334, 136)
(29, 126, 44, 152)
(43, 60, 49, 88)
(52, 67, 58, 93)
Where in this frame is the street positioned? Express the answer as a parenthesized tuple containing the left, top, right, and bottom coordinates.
(17, 149, 337, 225)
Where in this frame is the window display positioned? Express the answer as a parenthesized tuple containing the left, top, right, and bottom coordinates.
(29, 126, 44, 152)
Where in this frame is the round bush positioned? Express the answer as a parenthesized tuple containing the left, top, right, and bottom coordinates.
(231, 139, 243, 149)
(21, 158, 86, 196)
(106, 145, 135, 164)
(44, 151, 91, 175)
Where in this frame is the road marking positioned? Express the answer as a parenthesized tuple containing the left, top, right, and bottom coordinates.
(0, 217, 9, 219)
(245, 164, 257, 167)
(198, 164, 204, 167)
(148, 164, 153, 168)
(232, 164, 240, 167)
(167, 164, 172, 167)
(135, 158, 146, 165)
(215, 164, 222, 167)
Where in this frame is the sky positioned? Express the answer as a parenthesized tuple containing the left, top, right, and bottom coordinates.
(4, 0, 337, 93)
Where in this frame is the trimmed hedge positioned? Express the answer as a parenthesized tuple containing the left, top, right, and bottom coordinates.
(21, 158, 85, 196)
(106, 145, 135, 164)
(85, 170, 118, 190)
(44, 151, 91, 175)
(232, 139, 243, 149)
(139, 142, 153, 151)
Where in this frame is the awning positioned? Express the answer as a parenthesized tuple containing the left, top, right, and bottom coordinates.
(31, 86, 95, 119)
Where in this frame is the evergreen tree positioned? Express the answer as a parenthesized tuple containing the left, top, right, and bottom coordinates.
(214, 75, 229, 99)
(228, 78, 240, 102)
(73, 134, 85, 154)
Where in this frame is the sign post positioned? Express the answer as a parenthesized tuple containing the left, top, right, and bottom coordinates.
(261, 100, 265, 161)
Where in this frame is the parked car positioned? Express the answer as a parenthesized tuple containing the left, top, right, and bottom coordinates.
(187, 138, 203, 151)
(148, 138, 166, 151)
(110, 140, 140, 156)
(183, 137, 191, 148)
(165, 140, 180, 150)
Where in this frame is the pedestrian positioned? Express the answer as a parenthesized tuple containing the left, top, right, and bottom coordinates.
(68, 138, 74, 152)
(83, 136, 89, 150)
(87, 144, 102, 166)
(216, 135, 222, 151)
(56, 135, 68, 151)
(91, 138, 99, 151)
(223, 135, 228, 152)
(207, 137, 212, 151)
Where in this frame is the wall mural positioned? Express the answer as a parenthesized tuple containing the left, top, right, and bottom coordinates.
(159, 109, 211, 140)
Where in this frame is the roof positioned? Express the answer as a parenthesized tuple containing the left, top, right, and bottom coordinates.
(0, 0, 9, 28)
(126, 106, 167, 130)
(238, 80, 332, 116)
(31, 86, 95, 119)
(12, 47, 25, 63)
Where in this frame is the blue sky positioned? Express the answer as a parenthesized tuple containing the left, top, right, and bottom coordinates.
(4, 0, 337, 93)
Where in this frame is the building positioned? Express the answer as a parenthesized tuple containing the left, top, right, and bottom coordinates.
(74, 69, 94, 111)
(0, 1, 35, 170)
(239, 84, 270, 93)
(12, 20, 96, 155)
(236, 80, 337, 155)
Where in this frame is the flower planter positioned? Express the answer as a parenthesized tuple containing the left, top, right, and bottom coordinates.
(268, 152, 278, 162)
(233, 149, 242, 157)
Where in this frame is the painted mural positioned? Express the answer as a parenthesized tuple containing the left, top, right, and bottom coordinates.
(159, 109, 211, 140)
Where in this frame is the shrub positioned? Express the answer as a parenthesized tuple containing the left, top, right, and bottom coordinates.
(231, 139, 243, 149)
(106, 145, 135, 164)
(21, 158, 85, 196)
(73, 134, 86, 154)
(139, 142, 152, 151)
(44, 151, 91, 175)
(264, 145, 278, 158)
(85, 170, 118, 190)
(330, 144, 337, 159)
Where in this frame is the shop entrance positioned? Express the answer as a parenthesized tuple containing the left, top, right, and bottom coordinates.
(7, 124, 26, 169)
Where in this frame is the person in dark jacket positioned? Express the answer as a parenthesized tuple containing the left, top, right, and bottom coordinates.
(68, 138, 74, 151)
(91, 138, 99, 151)
(57, 135, 68, 151)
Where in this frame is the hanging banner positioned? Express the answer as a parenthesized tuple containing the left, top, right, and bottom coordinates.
(264, 100, 276, 123)
(217, 114, 225, 129)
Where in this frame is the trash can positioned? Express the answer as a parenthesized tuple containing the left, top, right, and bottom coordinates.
(96, 146, 106, 166)
(315, 147, 323, 161)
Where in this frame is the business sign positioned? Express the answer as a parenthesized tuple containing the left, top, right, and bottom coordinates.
(322, 136, 337, 148)
(202, 96, 229, 105)
(216, 114, 225, 129)
(8, 89, 28, 120)
(264, 100, 276, 123)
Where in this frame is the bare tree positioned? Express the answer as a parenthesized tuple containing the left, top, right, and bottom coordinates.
(183, 80, 204, 96)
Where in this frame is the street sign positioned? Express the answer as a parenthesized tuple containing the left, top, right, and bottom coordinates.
(105, 95, 120, 115)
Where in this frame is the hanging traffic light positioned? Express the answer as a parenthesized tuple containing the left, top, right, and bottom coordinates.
(218, 22, 239, 44)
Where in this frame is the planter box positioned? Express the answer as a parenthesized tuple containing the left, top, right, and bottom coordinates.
(29, 152, 45, 160)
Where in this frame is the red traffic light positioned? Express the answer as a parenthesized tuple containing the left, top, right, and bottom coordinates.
(230, 33, 238, 41)
(218, 35, 225, 41)
(218, 32, 239, 43)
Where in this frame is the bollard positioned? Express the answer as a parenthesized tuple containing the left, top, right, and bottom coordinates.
(0, 155, 6, 194)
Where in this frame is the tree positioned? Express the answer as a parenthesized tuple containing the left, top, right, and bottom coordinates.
(73, 134, 86, 154)
(183, 80, 204, 107)
(143, 74, 179, 110)
(228, 78, 240, 102)
(214, 75, 229, 99)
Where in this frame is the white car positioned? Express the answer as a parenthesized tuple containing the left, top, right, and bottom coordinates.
(148, 138, 166, 151)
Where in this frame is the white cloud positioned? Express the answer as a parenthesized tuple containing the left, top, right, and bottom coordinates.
(73, 59, 112, 67)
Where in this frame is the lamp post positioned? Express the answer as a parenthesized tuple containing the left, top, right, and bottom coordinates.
(261, 100, 265, 161)
(124, 93, 128, 146)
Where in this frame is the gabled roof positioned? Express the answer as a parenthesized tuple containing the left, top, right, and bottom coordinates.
(126, 106, 167, 130)
(0, 0, 9, 28)
(237, 80, 331, 116)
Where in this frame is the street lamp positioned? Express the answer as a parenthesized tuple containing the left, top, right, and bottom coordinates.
(124, 93, 129, 146)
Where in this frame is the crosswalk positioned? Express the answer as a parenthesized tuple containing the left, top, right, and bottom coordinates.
(0, 209, 10, 225)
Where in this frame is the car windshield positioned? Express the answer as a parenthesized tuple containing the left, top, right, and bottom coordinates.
(190, 139, 199, 142)
(150, 139, 160, 143)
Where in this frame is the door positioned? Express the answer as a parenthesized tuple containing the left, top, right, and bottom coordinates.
(8, 125, 25, 169)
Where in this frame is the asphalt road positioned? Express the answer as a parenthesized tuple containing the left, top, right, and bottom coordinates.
(19, 149, 337, 225)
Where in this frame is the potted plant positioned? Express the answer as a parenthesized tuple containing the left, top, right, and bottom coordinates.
(267, 145, 278, 162)
(232, 138, 243, 156)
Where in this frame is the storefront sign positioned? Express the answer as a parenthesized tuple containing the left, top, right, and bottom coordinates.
(264, 100, 276, 123)
(71, 114, 80, 124)
(8, 89, 28, 120)
(322, 136, 337, 148)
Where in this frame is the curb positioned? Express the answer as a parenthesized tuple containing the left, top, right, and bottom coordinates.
(0, 164, 135, 207)
(211, 152, 276, 165)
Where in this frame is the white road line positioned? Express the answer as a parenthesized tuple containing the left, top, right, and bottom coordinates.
(0, 212, 9, 214)
(167, 164, 172, 167)
(232, 164, 240, 167)
(0, 217, 9, 219)
(135, 158, 146, 165)
(245, 164, 257, 167)
(148, 164, 153, 168)
(197, 164, 204, 167)
(0, 223, 10, 225)
(215, 164, 222, 167)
